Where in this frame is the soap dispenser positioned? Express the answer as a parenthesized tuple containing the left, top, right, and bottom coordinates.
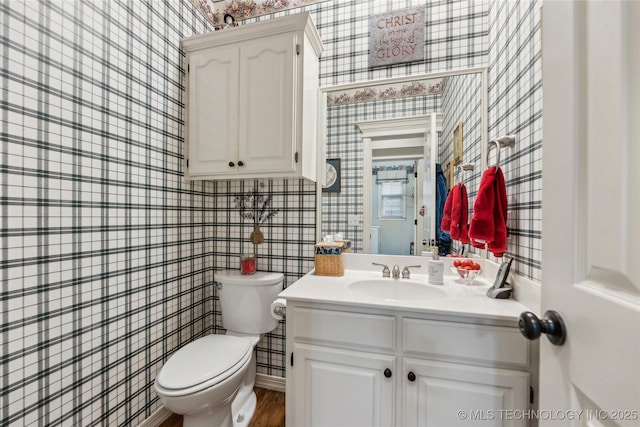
(428, 246, 444, 285)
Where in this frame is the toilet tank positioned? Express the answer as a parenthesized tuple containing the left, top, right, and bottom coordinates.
(215, 270, 284, 334)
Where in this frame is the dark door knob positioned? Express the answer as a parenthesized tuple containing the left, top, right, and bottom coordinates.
(519, 310, 567, 346)
(228, 161, 235, 167)
(384, 368, 392, 378)
(237, 161, 244, 167)
(408, 371, 416, 382)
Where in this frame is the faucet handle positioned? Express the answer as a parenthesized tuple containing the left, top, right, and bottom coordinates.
(402, 265, 422, 279)
(372, 262, 390, 278)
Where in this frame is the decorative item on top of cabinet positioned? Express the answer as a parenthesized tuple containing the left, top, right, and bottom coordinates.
(181, 12, 323, 181)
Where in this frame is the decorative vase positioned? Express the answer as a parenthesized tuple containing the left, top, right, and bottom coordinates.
(250, 225, 264, 244)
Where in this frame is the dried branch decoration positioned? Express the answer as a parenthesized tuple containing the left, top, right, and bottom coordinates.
(234, 189, 280, 226)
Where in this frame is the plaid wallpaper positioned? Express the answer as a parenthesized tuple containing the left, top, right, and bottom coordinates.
(0, 0, 217, 425)
(0, 0, 543, 424)
(487, 0, 543, 280)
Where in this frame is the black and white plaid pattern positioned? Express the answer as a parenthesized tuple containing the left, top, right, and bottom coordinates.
(209, 178, 316, 377)
(440, 72, 484, 253)
(1, 0, 217, 425)
(0, 0, 543, 424)
(487, 0, 542, 280)
(316, 0, 541, 280)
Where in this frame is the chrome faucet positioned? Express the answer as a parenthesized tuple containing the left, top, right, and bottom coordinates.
(372, 262, 390, 278)
(402, 265, 421, 279)
(391, 265, 401, 279)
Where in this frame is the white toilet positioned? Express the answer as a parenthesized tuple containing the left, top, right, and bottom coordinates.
(154, 270, 283, 427)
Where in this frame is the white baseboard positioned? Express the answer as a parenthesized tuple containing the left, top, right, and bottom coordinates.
(255, 373, 286, 392)
(137, 406, 172, 427)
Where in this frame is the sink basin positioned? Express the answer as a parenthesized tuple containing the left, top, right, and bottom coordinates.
(348, 279, 446, 301)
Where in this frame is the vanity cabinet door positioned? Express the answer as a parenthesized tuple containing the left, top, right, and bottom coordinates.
(402, 358, 529, 427)
(292, 343, 396, 427)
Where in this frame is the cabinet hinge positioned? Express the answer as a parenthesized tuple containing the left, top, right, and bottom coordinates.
(295, 152, 299, 163)
(290, 352, 294, 366)
(296, 44, 300, 55)
(414, 171, 418, 178)
(187, 64, 190, 73)
(530, 386, 534, 404)
(414, 219, 417, 226)
(186, 159, 189, 167)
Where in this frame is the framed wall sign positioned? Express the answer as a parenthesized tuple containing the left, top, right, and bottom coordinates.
(453, 122, 463, 165)
(323, 158, 341, 192)
(368, 6, 425, 68)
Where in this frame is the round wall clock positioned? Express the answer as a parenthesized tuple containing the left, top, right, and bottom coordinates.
(325, 162, 337, 187)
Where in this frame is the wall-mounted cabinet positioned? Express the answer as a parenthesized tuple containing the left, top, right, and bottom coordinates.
(181, 12, 323, 181)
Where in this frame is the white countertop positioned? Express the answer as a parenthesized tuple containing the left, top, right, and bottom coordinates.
(278, 254, 529, 324)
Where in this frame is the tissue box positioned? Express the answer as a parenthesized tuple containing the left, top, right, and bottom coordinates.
(335, 239, 351, 253)
(314, 242, 344, 276)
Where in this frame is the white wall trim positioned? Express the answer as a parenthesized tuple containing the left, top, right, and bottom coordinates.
(255, 373, 286, 392)
(137, 406, 172, 427)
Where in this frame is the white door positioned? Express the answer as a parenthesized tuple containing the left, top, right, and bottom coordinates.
(292, 343, 396, 427)
(541, 2, 639, 425)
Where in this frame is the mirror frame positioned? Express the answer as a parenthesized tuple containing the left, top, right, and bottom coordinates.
(316, 66, 489, 255)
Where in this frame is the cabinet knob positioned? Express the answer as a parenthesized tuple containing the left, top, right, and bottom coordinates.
(228, 161, 235, 167)
(237, 161, 244, 167)
(384, 368, 392, 378)
(408, 371, 416, 382)
(518, 310, 567, 346)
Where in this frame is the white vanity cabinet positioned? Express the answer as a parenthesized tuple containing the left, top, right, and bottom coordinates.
(286, 303, 532, 427)
(180, 13, 323, 181)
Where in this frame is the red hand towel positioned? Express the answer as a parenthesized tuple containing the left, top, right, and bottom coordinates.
(469, 166, 496, 249)
(440, 184, 457, 231)
(450, 184, 470, 244)
(469, 166, 508, 257)
(487, 167, 508, 257)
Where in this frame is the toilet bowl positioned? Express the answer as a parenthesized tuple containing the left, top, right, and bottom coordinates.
(154, 270, 283, 427)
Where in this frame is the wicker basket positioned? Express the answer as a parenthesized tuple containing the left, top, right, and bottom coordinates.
(314, 242, 344, 276)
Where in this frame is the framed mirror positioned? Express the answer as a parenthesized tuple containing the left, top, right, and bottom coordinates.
(316, 67, 487, 255)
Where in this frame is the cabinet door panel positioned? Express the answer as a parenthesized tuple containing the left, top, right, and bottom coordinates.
(293, 343, 395, 427)
(239, 34, 295, 173)
(187, 46, 239, 175)
(403, 358, 529, 427)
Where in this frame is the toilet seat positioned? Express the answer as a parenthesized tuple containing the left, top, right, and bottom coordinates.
(155, 335, 253, 396)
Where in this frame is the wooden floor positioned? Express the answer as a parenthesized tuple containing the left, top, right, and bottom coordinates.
(159, 387, 285, 427)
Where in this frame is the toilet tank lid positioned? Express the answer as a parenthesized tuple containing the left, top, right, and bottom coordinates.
(215, 270, 284, 285)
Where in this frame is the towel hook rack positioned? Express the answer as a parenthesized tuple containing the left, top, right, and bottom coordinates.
(454, 162, 475, 184)
(486, 135, 516, 167)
